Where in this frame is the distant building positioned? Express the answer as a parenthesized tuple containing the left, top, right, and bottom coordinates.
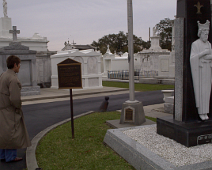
(62, 41, 96, 51)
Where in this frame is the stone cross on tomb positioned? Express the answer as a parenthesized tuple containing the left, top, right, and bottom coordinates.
(72, 40, 76, 45)
(9, 26, 20, 41)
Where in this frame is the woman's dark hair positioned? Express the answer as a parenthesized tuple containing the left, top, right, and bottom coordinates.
(6, 55, 21, 69)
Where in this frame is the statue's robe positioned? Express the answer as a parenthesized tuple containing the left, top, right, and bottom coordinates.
(190, 39, 212, 115)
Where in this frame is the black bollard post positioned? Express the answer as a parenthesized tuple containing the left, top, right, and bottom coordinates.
(99, 96, 109, 112)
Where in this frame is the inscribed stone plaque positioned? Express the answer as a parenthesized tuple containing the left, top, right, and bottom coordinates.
(57, 58, 82, 89)
(197, 134, 212, 145)
(18, 60, 31, 86)
(87, 57, 98, 74)
(124, 107, 134, 122)
(160, 59, 169, 72)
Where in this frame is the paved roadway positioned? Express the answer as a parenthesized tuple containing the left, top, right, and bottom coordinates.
(0, 90, 163, 170)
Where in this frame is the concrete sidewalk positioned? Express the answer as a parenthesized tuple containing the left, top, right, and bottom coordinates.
(21, 86, 129, 102)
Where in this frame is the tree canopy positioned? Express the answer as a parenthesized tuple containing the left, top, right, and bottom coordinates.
(155, 18, 173, 51)
(91, 18, 173, 54)
(91, 31, 150, 55)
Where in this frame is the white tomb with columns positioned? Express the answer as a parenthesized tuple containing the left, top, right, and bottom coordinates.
(135, 27, 170, 78)
(134, 26, 175, 84)
(51, 49, 102, 89)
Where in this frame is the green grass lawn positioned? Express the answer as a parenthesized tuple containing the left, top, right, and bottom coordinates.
(36, 111, 137, 170)
(102, 81, 174, 91)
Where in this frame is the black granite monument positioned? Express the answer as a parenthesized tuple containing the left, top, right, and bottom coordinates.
(157, 0, 212, 147)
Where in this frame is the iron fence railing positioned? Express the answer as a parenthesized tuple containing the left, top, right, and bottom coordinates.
(108, 70, 140, 80)
(139, 70, 158, 77)
(107, 69, 158, 80)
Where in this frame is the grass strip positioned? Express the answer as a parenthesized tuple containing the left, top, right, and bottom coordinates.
(102, 81, 174, 91)
(145, 116, 157, 122)
(36, 111, 136, 170)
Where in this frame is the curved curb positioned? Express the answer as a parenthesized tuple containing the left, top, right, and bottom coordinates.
(26, 111, 94, 170)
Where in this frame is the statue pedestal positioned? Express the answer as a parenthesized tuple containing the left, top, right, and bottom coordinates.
(157, 116, 212, 147)
(0, 17, 12, 38)
(156, 0, 212, 147)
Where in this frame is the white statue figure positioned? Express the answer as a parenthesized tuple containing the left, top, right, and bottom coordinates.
(3, 0, 7, 17)
(153, 27, 157, 36)
(107, 44, 109, 50)
(190, 20, 212, 120)
(106, 44, 111, 54)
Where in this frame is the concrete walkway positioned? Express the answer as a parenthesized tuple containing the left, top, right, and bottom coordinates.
(21, 86, 131, 105)
(21, 86, 129, 101)
(19, 87, 171, 170)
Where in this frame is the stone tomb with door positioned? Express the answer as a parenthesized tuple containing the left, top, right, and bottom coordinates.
(0, 42, 40, 95)
(51, 49, 102, 89)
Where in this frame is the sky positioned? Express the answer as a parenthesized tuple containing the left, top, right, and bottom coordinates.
(3, 0, 176, 51)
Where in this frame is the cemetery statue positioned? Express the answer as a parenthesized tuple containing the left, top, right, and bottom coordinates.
(2, 0, 7, 17)
(190, 20, 212, 121)
(0, 55, 31, 162)
(153, 27, 157, 36)
(106, 44, 111, 53)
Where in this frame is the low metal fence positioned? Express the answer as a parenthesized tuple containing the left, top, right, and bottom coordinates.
(139, 70, 158, 77)
(108, 70, 140, 80)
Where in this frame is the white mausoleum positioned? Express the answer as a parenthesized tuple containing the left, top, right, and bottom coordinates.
(0, 12, 55, 87)
(135, 27, 173, 78)
(51, 49, 102, 89)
